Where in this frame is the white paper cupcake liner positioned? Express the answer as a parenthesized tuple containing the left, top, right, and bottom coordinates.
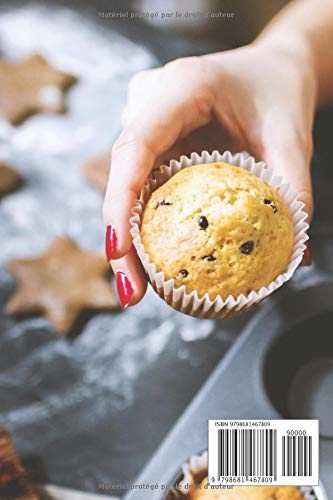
(167, 450, 320, 499)
(130, 150, 309, 319)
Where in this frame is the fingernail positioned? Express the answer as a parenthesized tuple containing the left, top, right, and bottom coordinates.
(301, 241, 312, 266)
(105, 225, 117, 261)
(116, 272, 133, 309)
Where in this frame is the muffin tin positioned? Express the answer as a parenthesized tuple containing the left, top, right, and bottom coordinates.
(124, 278, 333, 500)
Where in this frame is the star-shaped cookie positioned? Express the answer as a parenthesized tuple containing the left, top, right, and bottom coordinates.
(0, 53, 77, 125)
(0, 162, 23, 199)
(82, 152, 110, 193)
(0, 427, 39, 500)
(5, 237, 119, 334)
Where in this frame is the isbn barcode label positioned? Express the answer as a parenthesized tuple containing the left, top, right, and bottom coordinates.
(208, 420, 319, 486)
(217, 429, 277, 479)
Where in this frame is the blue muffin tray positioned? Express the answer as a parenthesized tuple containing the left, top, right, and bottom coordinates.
(125, 241, 333, 499)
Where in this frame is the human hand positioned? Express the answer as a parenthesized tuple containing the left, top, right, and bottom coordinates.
(104, 42, 316, 308)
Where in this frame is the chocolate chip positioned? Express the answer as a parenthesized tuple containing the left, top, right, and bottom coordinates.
(198, 215, 209, 230)
(264, 198, 278, 213)
(240, 240, 254, 255)
(202, 254, 216, 261)
(155, 199, 172, 209)
(179, 269, 188, 278)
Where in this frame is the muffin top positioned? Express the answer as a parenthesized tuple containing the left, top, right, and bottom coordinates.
(190, 479, 304, 499)
(141, 162, 294, 300)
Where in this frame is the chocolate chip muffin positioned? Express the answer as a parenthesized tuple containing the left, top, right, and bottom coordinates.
(141, 162, 294, 300)
(190, 479, 304, 499)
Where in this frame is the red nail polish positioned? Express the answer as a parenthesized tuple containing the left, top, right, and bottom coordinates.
(301, 241, 312, 266)
(105, 225, 117, 261)
(116, 272, 133, 309)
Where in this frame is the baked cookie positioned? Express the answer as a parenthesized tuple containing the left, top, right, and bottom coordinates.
(141, 162, 294, 300)
(190, 479, 303, 499)
(0, 427, 39, 499)
(5, 237, 119, 334)
(0, 163, 23, 199)
(0, 53, 77, 125)
(82, 152, 110, 192)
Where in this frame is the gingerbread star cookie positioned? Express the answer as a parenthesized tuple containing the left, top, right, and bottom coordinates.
(0, 427, 39, 500)
(0, 53, 77, 125)
(5, 237, 119, 334)
(82, 152, 110, 193)
(0, 162, 23, 199)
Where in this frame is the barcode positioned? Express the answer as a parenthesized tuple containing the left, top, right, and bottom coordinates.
(217, 429, 277, 479)
(282, 435, 312, 477)
(209, 420, 319, 486)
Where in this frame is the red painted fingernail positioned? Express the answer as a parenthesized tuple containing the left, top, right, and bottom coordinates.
(116, 272, 133, 309)
(105, 225, 117, 261)
(301, 241, 312, 266)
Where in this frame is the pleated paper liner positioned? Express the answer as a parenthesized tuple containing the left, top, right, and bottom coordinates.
(165, 450, 321, 500)
(130, 151, 309, 320)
